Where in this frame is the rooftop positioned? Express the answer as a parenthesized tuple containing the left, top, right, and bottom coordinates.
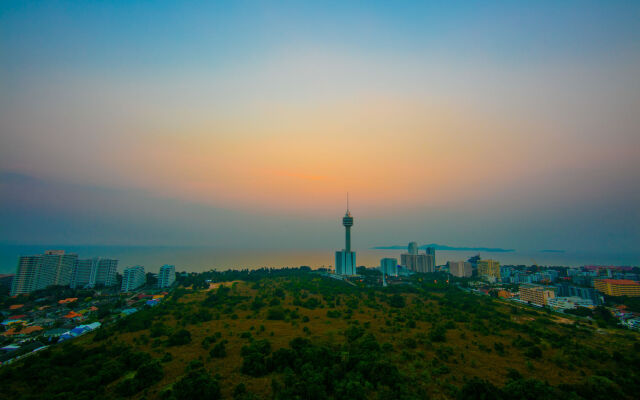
(596, 279, 640, 286)
(3, 325, 43, 336)
(63, 311, 83, 319)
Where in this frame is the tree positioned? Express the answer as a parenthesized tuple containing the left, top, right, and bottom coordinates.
(524, 346, 542, 359)
(134, 360, 163, 388)
(167, 329, 192, 346)
(458, 378, 503, 400)
(171, 368, 221, 400)
(116, 360, 163, 396)
(429, 325, 447, 342)
(388, 294, 406, 308)
(241, 339, 272, 376)
(502, 378, 557, 400)
(267, 307, 286, 320)
(210, 341, 227, 358)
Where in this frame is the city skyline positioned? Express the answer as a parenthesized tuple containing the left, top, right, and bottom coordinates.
(1, 3, 640, 398)
(1, 2, 639, 262)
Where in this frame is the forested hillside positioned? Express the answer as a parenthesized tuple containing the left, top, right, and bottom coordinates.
(1, 271, 638, 400)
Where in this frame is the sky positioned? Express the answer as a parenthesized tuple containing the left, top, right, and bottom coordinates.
(1, 1, 639, 263)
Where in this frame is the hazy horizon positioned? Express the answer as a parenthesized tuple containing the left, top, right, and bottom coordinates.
(1, 244, 637, 275)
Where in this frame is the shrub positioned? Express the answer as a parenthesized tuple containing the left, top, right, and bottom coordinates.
(403, 337, 417, 349)
(269, 298, 281, 306)
(457, 377, 502, 400)
(344, 326, 365, 342)
(115, 360, 163, 396)
(201, 335, 217, 349)
(429, 325, 447, 342)
(149, 322, 167, 337)
(240, 339, 272, 376)
(524, 346, 542, 359)
(389, 294, 406, 308)
(134, 360, 163, 388)
(210, 341, 227, 358)
(167, 329, 192, 346)
(267, 307, 286, 320)
(172, 368, 221, 400)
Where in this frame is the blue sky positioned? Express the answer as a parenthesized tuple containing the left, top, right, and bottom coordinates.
(1, 1, 639, 262)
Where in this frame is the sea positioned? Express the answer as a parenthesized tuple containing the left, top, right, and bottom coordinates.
(0, 245, 638, 274)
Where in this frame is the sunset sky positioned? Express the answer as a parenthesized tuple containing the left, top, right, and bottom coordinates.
(1, 1, 639, 260)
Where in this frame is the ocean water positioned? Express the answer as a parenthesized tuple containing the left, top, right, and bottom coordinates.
(0, 245, 638, 275)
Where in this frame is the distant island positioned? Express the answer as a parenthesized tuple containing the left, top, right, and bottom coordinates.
(372, 243, 515, 252)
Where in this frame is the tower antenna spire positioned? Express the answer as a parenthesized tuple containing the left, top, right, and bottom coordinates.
(347, 192, 349, 212)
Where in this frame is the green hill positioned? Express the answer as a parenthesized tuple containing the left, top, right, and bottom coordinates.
(1, 271, 639, 400)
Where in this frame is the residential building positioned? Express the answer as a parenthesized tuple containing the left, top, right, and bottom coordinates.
(121, 266, 146, 292)
(401, 244, 435, 273)
(335, 251, 356, 276)
(10, 250, 78, 295)
(448, 261, 472, 278)
(0, 274, 14, 289)
(467, 254, 481, 269)
(45, 250, 78, 287)
(520, 284, 556, 306)
(380, 258, 398, 277)
(613, 272, 639, 281)
(11, 256, 40, 295)
(547, 296, 594, 311)
(72, 258, 118, 288)
(425, 247, 436, 270)
(95, 258, 118, 287)
(408, 242, 418, 255)
(478, 259, 501, 281)
(71, 259, 96, 289)
(500, 266, 512, 281)
(158, 265, 176, 288)
(594, 279, 640, 297)
(555, 283, 601, 305)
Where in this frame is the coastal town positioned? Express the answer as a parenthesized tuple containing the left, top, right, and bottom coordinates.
(0, 252, 177, 366)
(2, 246, 639, 368)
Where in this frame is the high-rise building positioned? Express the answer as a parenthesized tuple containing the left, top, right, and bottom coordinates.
(158, 265, 176, 288)
(0, 274, 14, 290)
(335, 200, 356, 275)
(478, 259, 501, 281)
(401, 243, 434, 273)
(594, 279, 640, 297)
(467, 254, 481, 275)
(555, 282, 601, 305)
(10, 256, 41, 296)
(520, 284, 556, 306)
(10, 250, 78, 296)
(44, 250, 78, 288)
(408, 242, 418, 255)
(448, 261, 472, 278)
(121, 266, 146, 292)
(95, 258, 118, 287)
(72, 258, 118, 289)
(72, 259, 98, 289)
(380, 258, 398, 277)
(425, 247, 436, 270)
